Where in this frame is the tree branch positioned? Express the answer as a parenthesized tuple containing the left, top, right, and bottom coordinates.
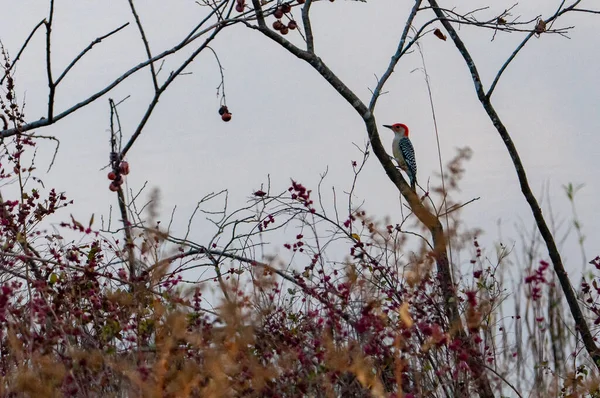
(116, 187, 136, 282)
(0, 5, 229, 139)
(571, 8, 600, 14)
(55, 23, 130, 86)
(487, 0, 582, 98)
(45, 0, 56, 121)
(127, 0, 159, 92)
(120, 27, 223, 158)
(0, 19, 46, 86)
(369, 0, 422, 111)
(301, 0, 315, 53)
(250, 0, 266, 28)
(427, 0, 600, 369)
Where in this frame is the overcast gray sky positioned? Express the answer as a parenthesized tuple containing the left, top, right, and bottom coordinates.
(1, 0, 598, 278)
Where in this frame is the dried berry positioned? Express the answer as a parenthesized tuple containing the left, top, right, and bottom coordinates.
(273, 20, 285, 30)
(218, 105, 229, 115)
(107, 171, 116, 181)
(534, 19, 546, 34)
(274, 7, 284, 19)
(433, 28, 447, 41)
(280, 26, 289, 35)
(119, 161, 130, 175)
(109, 182, 119, 192)
(281, 3, 291, 13)
(235, 3, 244, 12)
(288, 20, 297, 30)
(222, 112, 232, 122)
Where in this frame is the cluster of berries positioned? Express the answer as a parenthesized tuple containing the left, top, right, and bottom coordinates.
(107, 153, 130, 192)
(272, 3, 297, 35)
(218, 105, 232, 122)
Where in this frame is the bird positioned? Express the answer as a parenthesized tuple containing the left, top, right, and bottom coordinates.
(383, 123, 417, 190)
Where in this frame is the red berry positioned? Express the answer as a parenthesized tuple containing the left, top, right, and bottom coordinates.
(274, 7, 284, 19)
(288, 20, 297, 30)
(273, 20, 285, 30)
(109, 182, 119, 192)
(107, 171, 116, 180)
(280, 26, 289, 35)
(222, 112, 232, 122)
(235, 3, 244, 12)
(119, 161, 130, 175)
(281, 3, 291, 13)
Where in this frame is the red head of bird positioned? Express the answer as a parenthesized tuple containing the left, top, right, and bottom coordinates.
(383, 123, 409, 137)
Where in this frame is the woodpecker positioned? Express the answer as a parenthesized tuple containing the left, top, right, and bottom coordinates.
(384, 123, 417, 190)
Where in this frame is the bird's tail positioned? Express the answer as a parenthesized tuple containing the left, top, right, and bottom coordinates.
(408, 172, 417, 191)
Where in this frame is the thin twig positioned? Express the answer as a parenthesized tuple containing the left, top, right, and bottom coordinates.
(0, 19, 46, 85)
(368, 0, 422, 112)
(414, 40, 453, 269)
(571, 8, 600, 14)
(27, 133, 60, 172)
(55, 23, 130, 86)
(487, 0, 582, 98)
(120, 27, 224, 158)
(127, 0, 159, 91)
(481, 364, 523, 398)
(438, 197, 480, 217)
(206, 46, 227, 104)
(45, 0, 56, 121)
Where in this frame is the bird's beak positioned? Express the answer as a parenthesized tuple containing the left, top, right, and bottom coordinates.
(383, 125, 392, 130)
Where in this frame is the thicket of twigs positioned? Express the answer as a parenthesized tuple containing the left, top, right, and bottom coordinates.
(1, 1, 600, 396)
(0, 85, 595, 396)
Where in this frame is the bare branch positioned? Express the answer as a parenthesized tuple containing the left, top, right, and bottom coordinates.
(45, 0, 56, 121)
(55, 23, 130, 86)
(27, 133, 60, 172)
(438, 197, 480, 217)
(206, 46, 227, 104)
(251, 0, 266, 27)
(107, 100, 136, 283)
(302, 0, 315, 53)
(120, 27, 223, 158)
(0, 19, 46, 86)
(127, 0, 159, 91)
(487, 0, 581, 98)
(571, 8, 600, 14)
(368, 0, 422, 111)
(0, 5, 229, 139)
